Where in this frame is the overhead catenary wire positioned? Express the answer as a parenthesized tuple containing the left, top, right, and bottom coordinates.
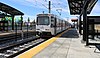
(35, 0, 48, 9)
(34, 0, 69, 16)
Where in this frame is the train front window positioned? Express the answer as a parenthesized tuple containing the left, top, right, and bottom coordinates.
(37, 17, 49, 25)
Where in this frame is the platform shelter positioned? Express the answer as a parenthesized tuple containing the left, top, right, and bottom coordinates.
(0, 2, 24, 31)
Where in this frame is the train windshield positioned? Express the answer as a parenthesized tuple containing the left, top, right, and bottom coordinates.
(37, 16, 49, 25)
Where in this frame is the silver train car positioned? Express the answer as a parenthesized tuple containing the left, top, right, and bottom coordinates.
(36, 14, 70, 37)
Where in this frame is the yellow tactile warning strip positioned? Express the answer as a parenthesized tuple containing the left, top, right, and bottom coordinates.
(18, 29, 70, 58)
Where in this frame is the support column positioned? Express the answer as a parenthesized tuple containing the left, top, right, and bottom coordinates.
(21, 15, 23, 30)
(79, 15, 82, 34)
(83, 6, 87, 41)
(12, 15, 14, 30)
(77, 20, 78, 29)
(83, 7, 87, 41)
(74, 21, 75, 28)
(83, 0, 89, 46)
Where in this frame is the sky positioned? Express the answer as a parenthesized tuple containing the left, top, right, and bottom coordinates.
(0, 0, 100, 23)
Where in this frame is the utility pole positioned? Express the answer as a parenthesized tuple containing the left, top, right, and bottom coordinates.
(49, 0, 51, 13)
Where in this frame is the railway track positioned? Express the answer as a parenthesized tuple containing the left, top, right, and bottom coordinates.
(0, 31, 48, 58)
(0, 37, 46, 58)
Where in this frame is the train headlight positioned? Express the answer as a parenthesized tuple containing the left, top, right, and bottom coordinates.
(45, 29, 49, 30)
(37, 29, 40, 30)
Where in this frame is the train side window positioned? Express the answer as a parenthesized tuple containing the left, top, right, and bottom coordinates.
(51, 19, 54, 22)
(51, 24, 54, 27)
(51, 17, 55, 27)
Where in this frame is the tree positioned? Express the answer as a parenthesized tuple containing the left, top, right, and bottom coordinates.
(28, 17, 30, 23)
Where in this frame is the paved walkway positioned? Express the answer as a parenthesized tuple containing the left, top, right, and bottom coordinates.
(32, 28, 100, 58)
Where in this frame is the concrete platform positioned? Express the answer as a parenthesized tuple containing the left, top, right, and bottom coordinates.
(33, 29, 100, 58)
(18, 28, 100, 58)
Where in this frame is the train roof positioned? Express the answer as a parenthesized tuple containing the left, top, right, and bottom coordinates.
(37, 14, 71, 24)
(37, 14, 56, 17)
(37, 14, 62, 19)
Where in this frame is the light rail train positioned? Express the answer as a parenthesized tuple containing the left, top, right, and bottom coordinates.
(36, 14, 71, 37)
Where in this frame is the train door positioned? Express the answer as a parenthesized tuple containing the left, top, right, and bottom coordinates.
(61, 20, 63, 31)
(51, 16, 56, 35)
(60, 20, 62, 31)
